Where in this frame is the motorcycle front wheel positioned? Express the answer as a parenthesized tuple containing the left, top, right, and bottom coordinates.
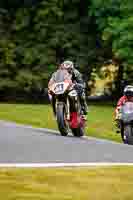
(56, 103, 68, 136)
(123, 125, 133, 145)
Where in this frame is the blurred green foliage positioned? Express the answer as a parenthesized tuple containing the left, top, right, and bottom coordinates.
(0, 0, 132, 100)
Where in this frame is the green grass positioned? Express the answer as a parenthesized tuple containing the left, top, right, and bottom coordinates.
(0, 167, 133, 200)
(0, 103, 121, 143)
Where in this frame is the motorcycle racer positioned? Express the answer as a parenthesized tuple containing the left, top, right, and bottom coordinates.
(114, 85, 133, 132)
(48, 60, 88, 118)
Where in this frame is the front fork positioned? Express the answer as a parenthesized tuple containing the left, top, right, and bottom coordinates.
(54, 98, 70, 121)
(66, 97, 70, 120)
(54, 97, 76, 121)
(66, 95, 79, 120)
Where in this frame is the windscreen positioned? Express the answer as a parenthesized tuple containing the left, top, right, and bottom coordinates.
(53, 69, 72, 82)
(121, 102, 133, 122)
(122, 102, 133, 114)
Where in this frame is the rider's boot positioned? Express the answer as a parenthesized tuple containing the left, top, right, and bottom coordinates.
(81, 102, 88, 121)
(78, 89, 88, 120)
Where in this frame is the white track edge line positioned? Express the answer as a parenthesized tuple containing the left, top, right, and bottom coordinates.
(0, 163, 133, 168)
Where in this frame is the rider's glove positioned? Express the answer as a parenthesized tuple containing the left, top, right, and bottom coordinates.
(74, 83, 83, 93)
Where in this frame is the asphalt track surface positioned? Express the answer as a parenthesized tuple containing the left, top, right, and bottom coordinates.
(0, 120, 133, 164)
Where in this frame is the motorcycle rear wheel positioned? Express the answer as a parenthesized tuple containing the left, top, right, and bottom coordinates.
(71, 127, 84, 137)
(71, 99, 85, 137)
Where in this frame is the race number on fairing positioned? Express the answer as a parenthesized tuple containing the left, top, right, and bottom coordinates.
(54, 83, 64, 93)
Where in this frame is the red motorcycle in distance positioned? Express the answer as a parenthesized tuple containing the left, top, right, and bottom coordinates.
(48, 69, 86, 137)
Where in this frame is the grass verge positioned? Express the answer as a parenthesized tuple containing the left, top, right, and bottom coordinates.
(0, 103, 121, 142)
(0, 167, 133, 200)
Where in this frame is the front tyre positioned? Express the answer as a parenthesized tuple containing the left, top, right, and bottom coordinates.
(123, 125, 133, 145)
(56, 103, 68, 136)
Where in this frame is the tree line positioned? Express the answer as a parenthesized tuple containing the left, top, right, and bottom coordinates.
(0, 0, 132, 101)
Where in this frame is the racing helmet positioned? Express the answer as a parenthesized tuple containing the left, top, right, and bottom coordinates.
(123, 85, 133, 97)
(60, 60, 74, 73)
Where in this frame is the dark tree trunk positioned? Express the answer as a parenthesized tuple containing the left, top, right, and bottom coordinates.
(114, 61, 124, 99)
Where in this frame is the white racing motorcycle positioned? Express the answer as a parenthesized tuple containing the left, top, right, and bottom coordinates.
(119, 102, 133, 144)
(48, 69, 86, 137)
